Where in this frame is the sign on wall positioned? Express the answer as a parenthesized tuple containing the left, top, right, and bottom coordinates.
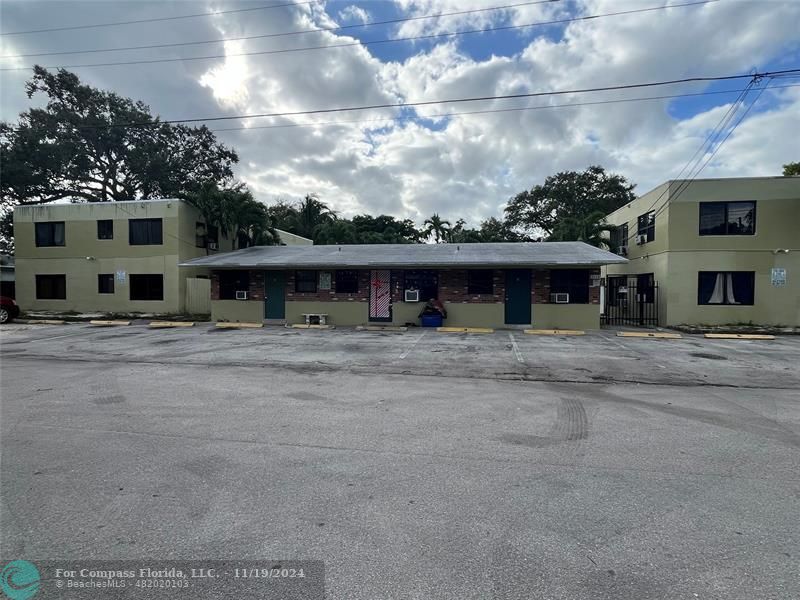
(590, 273, 601, 287)
(319, 271, 332, 290)
(771, 268, 787, 287)
(115, 270, 127, 283)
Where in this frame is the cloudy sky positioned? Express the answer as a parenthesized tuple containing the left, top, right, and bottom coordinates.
(1, 0, 799, 225)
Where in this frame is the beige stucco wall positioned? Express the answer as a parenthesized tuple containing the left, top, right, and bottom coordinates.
(663, 251, 798, 326)
(285, 300, 368, 326)
(532, 304, 600, 329)
(275, 229, 313, 246)
(14, 200, 228, 314)
(212, 299, 264, 322)
(603, 177, 800, 326)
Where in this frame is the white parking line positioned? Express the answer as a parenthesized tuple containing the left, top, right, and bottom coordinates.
(399, 331, 426, 359)
(508, 332, 524, 363)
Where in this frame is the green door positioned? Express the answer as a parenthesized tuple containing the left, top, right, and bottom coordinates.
(264, 271, 285, 319)
(505, 269, 531, 324)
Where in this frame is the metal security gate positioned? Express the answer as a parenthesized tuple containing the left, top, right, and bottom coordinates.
(602, 276, 659, 327)
(369, 269, 392, 322)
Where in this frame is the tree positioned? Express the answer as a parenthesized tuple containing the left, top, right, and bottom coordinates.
(183, 182, 277, 251)
(422, 213, 452, 243)
(0, 66, 238, 205)
(783, 162, 800, 176)
(314, 220, 358, 245)
(294, 194, 337, 240)
(548, 210, 615, 248)
(477, 217, 526, 242)
(504, 166, 636, 237)
(267, 199, 300, 232)
(351, 214, 421, 244)
(221, 186, 278, 248)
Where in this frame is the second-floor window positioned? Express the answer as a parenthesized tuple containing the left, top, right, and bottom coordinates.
(97, 220, 114, 240)
(35, 222, 65, 247)
(699, 201, 756, 235)
(610, 223, 629, 252)
(637, 211, 655, 243)
(129, 218, 163, 245)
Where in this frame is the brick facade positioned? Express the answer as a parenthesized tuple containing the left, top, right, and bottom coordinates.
(286, 270, 370, 302)
(532, 269, 550, 304)
(438, 269, 505, 304)
(211, 267, 601, 306)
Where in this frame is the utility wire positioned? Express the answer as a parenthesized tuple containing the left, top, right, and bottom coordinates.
(620, 80, 756, 244)
(1, 0, 558, 59)
(5, 69, 798, 136)
(0, 1, 716, 72)
(207, 83, 800, 133)
(664, 79, 770, 212)
(622, 75, 771, 246)
(0, 1, 318, 36)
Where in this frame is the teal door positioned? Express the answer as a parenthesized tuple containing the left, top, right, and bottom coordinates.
(505, 269, 531, 324)
(264, 271, 285, 319)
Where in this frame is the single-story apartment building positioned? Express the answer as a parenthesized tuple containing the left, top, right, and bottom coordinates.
(180, 242, 627, 329)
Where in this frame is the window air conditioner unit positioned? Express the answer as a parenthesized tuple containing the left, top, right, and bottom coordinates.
(235, 290, 248, 300)
(208, 242, 218, 250)
(636, 234, 647, 246)
(551, 293, 570, 304)
(618, 245, 628, 256)
(404, 289, 420, 302)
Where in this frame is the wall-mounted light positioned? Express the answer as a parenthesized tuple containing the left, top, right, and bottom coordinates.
(85, 256, 96, 260)
(772, 249, 791, 255)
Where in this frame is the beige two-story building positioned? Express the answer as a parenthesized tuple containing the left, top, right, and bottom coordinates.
(602, 176, 800, 327)
(13, 199, 309, 315)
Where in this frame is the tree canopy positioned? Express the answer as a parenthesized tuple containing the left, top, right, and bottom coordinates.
(0, 66, 238, 205)
(783, 162, 800, 176)
(182, 183, 278, 251)
(504, 166, 636, 238)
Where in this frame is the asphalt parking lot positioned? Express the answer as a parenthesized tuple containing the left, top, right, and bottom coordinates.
(1, 323, 799, 599)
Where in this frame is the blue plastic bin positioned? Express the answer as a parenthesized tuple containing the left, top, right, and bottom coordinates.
(421, 313, 443, 327)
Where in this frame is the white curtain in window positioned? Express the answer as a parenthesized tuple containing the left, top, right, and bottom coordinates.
(725, 273, 740, 304)
(53, 224, 65, 246)
(708, 273, 725, 304)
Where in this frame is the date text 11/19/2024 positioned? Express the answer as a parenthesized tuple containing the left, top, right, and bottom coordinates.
(54, 567, 306, 579)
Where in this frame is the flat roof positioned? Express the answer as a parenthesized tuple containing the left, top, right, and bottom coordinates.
(180, 242, 627, 269)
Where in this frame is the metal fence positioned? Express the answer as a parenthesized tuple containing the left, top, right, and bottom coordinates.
(602, 278, 659, 327)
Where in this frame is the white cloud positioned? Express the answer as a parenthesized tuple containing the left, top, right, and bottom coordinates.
(337, 5, 371, 25)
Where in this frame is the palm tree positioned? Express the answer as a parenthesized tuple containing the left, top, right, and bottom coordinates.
(184, 183, 278, 250)
(549, 211, 615, 248)
(293, 194, 337, 240)
(182, 182, 227, 254)
(423, 213, 452, 243)
(221, 185, 278, 248)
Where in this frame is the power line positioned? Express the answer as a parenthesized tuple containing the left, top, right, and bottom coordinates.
(0, 1, 717, 72)
(0, 1, 318, 37)
(207, 83, 800, 133)
(622, 75, 771, 246)
(5, 69, 797, 135)
(621, 80, 756, 243)
(664, 80, 770, 211)
(1, 0, 558, 59)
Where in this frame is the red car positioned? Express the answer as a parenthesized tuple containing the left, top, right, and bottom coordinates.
(0, 296, 19, 324)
